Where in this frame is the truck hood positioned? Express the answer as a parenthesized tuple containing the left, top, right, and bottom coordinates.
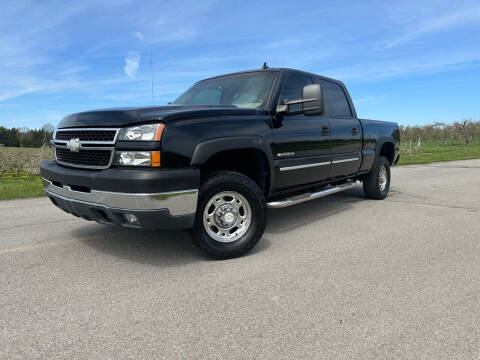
(57, 105, 260, 128)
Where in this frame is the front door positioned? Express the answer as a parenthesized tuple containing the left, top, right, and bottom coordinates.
(272, 73, 331, 189)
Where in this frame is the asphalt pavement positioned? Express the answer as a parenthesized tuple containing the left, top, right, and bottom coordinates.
(1, 159, 479, 359)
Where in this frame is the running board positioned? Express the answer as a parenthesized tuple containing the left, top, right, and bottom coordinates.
(266, 182, 356, 208)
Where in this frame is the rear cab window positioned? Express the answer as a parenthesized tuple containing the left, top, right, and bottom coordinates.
(315, 79, 352, 118)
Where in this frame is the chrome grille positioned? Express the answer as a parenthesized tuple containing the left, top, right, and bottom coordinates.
(53, 128, 118, 169)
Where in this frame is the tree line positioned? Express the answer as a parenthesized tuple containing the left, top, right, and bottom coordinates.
(400, 119, 479, 144)
(0, 124, 54, 148)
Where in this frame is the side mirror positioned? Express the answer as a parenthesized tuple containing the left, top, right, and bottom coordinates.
(276, 83, 323, 115)
(302, 84, 322, 115)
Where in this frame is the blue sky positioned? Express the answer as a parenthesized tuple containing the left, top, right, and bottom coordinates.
(1, 0, 479, 129)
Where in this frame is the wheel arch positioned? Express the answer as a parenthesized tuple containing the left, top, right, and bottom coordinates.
(377, 137, 396, 165)
(190, 137, 274, 194)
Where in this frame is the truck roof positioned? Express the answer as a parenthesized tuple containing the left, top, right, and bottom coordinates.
(199, 67, 344, 86)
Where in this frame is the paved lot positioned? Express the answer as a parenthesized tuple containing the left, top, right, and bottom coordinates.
(1, 159, 479, 359)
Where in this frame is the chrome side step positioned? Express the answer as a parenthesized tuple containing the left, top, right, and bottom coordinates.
(266, 182, 356, 208)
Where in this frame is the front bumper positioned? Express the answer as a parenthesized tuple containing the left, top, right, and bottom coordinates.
(40, 161, 200, 229)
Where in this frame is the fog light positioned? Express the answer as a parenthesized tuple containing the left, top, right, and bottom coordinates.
(124, 213, 139, 225)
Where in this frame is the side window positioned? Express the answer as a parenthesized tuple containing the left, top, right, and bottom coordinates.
(278, 74, 312, 112)
(320, 80, 352, 118)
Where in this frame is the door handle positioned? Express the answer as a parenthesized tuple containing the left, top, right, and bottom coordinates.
(321, 126, 329, 136)
(351, 128, 358, 136)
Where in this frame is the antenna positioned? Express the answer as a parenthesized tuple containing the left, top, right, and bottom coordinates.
(262, 62, 269, 70)
(150, 52, 155, 106)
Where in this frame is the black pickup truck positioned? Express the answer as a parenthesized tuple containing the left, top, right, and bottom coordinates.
(41, 67, 400, 258)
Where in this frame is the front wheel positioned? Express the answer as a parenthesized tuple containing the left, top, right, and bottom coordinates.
(191, 171, 266, 259)
(363, 156, 391, 200)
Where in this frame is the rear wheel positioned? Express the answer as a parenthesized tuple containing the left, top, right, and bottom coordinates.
(363, 156, 391, 200)
(192, 171, 266, 259)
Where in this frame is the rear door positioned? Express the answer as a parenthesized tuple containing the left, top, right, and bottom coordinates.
(272, 73, 331, 189)
(318, 80, 362, 177)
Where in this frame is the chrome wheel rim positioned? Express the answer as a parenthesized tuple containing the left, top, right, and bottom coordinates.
(203, 191, 251, 243)
(379, 165, 388, 191)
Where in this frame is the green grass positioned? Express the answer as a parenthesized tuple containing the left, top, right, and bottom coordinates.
(0, 172, 45, 200)
(398, 140, 480, 165)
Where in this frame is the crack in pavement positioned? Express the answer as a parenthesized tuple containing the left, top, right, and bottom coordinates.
(402, 163, 480, 169)
(0, 217, 81, 231)
(0, 234, 106, 255)
(326, 197, 479, 212)
(320, 189, 480, 212)
(385, 198, 480, 212)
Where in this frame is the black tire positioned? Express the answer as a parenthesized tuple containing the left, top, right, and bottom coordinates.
(191, 171, 266, 259)
(363, 156, 391, 200)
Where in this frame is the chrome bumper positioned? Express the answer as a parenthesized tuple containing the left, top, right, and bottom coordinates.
(42, 178, 198, 216)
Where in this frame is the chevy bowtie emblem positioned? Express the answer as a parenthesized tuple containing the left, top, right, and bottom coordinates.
(66, 138, 81, 153)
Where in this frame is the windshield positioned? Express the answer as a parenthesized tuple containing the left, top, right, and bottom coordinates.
(173, 72, 276, 109)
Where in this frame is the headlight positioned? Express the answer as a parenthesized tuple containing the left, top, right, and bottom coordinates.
(114, 151, 161, 167)
(118, 123, 164, 141)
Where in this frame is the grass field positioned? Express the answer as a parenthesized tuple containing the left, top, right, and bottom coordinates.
(398, 140, 480, 165)
(0, 146, 52, 200)
(0, 172, 45, 200)
(0, 146, 52, 175)
(0, 141, 479, 200)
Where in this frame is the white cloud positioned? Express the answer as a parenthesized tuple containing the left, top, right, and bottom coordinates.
(124, 51, 140, 78)
(323, 49, 480, 82)
(387, 5, 480, 47)
(135, 31, 144, 41)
